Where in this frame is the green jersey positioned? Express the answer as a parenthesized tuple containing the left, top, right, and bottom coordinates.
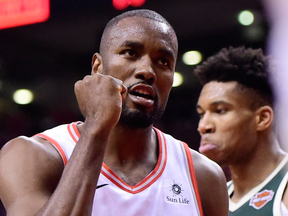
(228, 156, 288, 216)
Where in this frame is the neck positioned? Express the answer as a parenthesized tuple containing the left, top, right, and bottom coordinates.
(105, 124, 157, 162)
(102, 124, 159, 186)
(229, 135, 287, 202)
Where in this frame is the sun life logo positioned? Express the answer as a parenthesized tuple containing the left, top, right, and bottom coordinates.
(170, 181, 183, 197)
(165, 179, 190, 205)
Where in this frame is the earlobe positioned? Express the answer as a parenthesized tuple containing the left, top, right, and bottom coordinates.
(91, 53, 103, 75)
(256, 106, 274, 131)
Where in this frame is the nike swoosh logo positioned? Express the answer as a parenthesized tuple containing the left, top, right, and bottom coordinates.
(96, 184, 109, 189)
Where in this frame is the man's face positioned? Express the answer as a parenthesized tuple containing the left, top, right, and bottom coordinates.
(196, 81, 259, 165)
(97, 17, 178, 128)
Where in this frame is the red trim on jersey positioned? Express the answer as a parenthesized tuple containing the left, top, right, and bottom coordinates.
(34, 133, 68, 165)
(67, 122, 81, 143)
(183, 142, 204, 216)
(67, 124, 76, 143)
(72, 122, 81, 137)
(101, 128, 167, 194)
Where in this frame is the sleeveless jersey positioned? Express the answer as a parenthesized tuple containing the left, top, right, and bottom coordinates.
(35, 122, 203, 216)
(227, 155, 288, 216)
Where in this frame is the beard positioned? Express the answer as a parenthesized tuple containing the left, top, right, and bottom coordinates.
(119, 98, 166, 128)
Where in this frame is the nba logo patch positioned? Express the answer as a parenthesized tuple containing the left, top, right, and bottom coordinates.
(249, 189, 274, 210)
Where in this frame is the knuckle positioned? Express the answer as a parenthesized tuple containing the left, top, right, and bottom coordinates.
(74, 81, 81, 90)
(83, 75, 91, 83)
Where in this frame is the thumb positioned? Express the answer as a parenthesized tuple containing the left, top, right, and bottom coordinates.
(120, 83, 127, 102)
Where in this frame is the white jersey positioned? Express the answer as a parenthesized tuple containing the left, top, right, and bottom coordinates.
(35, 122, 203, 216)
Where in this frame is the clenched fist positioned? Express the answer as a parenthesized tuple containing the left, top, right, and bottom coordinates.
(75, 73, 127, 134)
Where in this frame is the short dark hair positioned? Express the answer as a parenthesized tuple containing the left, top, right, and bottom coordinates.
(105, 9, 173, 30)
(100, 9, 176, 54)
(194, 46, 274, 108)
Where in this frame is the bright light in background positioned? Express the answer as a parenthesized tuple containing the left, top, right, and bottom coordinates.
(182, 51, 202, 65)
(173, 72, 183, 87)
(13, 89, 34, 105)
(238, 10, 254, 26)
(0, 0, 50, 30)
(113, 0, 146, 10)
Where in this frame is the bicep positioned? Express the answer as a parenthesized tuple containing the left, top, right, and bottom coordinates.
(0, 136, 64, 215)
(191, 150, 229, 216)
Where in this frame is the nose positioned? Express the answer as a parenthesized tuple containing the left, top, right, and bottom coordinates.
(134, 55, 156, 84)
(197, 112, 215, 135)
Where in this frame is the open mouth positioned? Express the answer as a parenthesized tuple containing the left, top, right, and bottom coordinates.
(131, 89, 154, 100)
(128, 84, 156, 107)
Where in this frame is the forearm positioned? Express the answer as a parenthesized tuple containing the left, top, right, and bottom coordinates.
(35, 71, 124, 215)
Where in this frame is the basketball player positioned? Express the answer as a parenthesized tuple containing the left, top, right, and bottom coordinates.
(0, 9, 228, 216)
(195, 46, 288, 215)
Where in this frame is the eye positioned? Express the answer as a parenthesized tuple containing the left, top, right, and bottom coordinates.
(123, 49, 136, 58)
(197, 111, 205, 119)
(159, 58, 170, 67)
(160, 58, 168, 65)
(119, 49, 137, 59)
(216, 108, 226, 114)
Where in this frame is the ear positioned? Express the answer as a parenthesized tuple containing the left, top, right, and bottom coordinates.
(91, 53, 103, 75)
(256, 106, 274, 131)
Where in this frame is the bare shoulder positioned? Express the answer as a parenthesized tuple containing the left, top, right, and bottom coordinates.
(190, 149, 224, 179)
(190, 149, 229, 216)
(0, 135, 63, 172)
(0, 136, 63, 215)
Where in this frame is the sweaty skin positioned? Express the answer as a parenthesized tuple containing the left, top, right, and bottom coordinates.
(0, 16, 228, 216)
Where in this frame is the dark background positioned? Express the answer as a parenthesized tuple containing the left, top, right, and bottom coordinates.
(0, 0, 268, 214)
